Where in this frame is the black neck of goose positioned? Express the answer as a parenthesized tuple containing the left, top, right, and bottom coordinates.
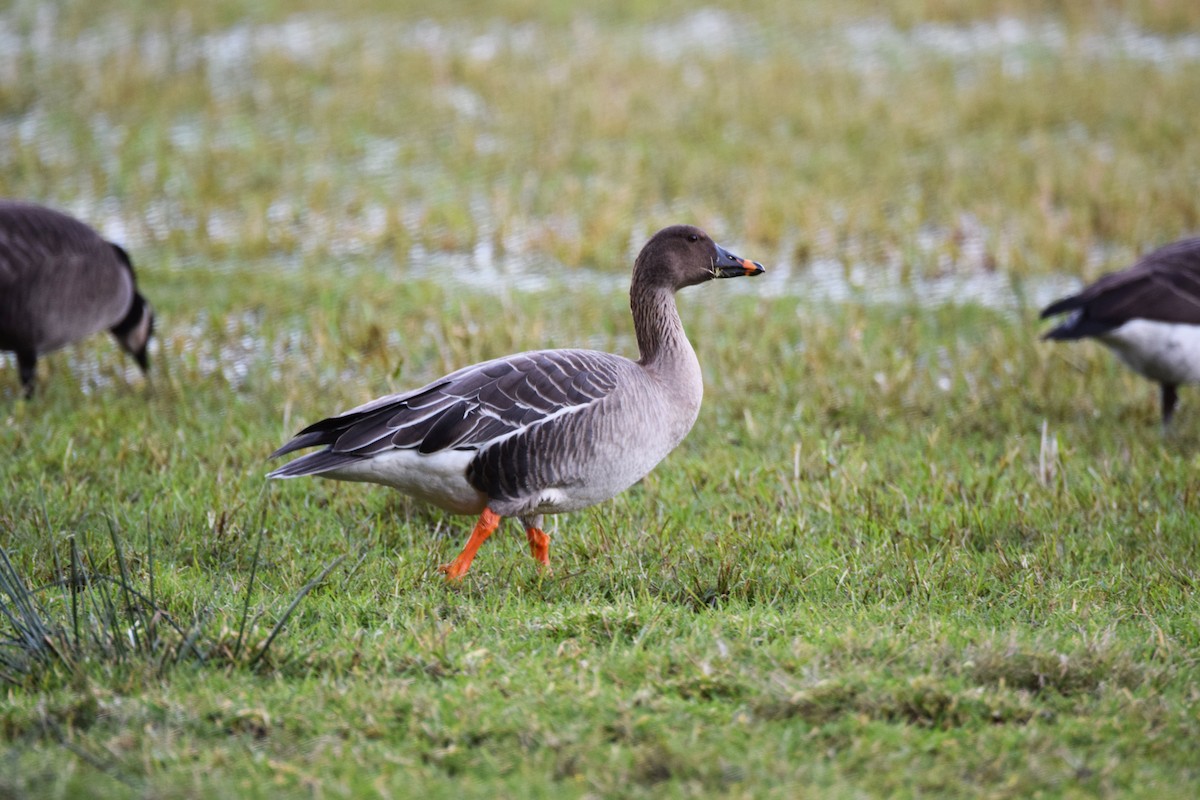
(111, 292, 146, 337)
(631, 278, 688, 367)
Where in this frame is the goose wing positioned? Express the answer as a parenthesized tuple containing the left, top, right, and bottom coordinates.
(1042, 238, 1200, 335)
(0, 202, 56, 286)
(0, 201, 122, 287)
(268, 348, 624, 477)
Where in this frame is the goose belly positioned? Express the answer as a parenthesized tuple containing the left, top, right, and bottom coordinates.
(1100, 320, 1200, 385)
(321, 449, 487, 515)
(530, 452, 668, 514)
(498, 407, 699, 517)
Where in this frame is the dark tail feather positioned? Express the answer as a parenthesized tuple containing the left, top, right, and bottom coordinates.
(1041, 314, 1119, 341)
(268, 407, 388, 476)
(267, 449, 361, 478)
(1042, 322, 1079, 341)
(1040, 294, 1123, 340)
(1040, 294, 1082, 319)
(269, 430, 338, 460)
(269, 404, 388, 459)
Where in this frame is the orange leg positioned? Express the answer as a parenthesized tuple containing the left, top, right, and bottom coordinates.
(526, 526, 551, 571)
(439, 508, 501, 581)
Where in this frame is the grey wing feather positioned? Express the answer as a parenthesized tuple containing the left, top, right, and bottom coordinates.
(0, 201, 116, 280)
(268, 349, 624, 476)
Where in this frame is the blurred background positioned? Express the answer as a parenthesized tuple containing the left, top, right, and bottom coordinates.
(3, 1, 1198, 304)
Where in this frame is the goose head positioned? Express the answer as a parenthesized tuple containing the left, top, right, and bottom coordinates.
(107, 243, 155, 372)
(634, 225, 764, 291)
(113, 293, 155, 372)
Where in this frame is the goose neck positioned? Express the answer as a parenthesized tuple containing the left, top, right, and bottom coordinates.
(631, 281, 691, 368)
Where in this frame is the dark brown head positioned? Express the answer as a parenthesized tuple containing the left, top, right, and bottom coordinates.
(633, 225, 764, 291)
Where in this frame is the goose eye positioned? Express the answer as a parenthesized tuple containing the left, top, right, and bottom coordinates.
(687, 234, 698, 242)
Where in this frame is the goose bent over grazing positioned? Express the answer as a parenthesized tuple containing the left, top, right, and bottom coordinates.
(269, 225, 764, 579)
(1041, 237, 1200, 426)
(0, 200, 155, 397)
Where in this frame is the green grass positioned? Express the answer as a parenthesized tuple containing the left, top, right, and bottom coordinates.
(3, 1, 1200, 797)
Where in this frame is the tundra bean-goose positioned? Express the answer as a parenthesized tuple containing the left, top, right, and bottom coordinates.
(0, 200, 155, 397)
(1041, 236, 1200, 426)
(269, 224, 764, 579)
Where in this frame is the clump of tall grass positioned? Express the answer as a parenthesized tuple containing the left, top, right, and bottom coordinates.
(0, 512, 343, 687)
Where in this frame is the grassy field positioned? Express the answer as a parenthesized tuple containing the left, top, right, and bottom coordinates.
(3, 1, 1200, 797)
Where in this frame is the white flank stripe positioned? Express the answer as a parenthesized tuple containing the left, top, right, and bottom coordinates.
(321, 448, 485, 514)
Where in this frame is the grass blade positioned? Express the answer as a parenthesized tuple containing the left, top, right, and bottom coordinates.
(250, 554, 345, 671)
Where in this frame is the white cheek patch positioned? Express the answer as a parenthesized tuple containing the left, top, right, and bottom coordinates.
(119, 307, 154, 353)
(134, 309, 153, 348)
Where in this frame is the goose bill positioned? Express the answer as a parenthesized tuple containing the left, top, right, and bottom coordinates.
(712, 245, 765, 278)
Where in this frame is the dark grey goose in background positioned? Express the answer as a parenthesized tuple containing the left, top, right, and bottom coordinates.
(1041, 237, 1200, 426)
(269, 224, 764, 580)
(0, 200, 155, 397)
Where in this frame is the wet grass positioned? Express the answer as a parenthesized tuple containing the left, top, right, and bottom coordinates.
(3, 0, 1200, 797)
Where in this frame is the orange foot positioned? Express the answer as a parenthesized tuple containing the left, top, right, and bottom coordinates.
(526, 526, 551, 572)
(439, 508, 501, 581)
